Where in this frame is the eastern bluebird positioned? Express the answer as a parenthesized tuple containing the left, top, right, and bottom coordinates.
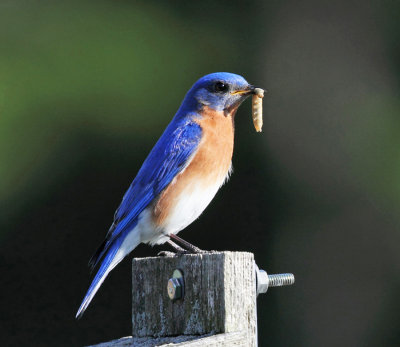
(76, 72, 259, 318)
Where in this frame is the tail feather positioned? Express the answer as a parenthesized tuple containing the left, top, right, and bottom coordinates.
(76, 229, 140, 319)
(88, 237, 109, 272)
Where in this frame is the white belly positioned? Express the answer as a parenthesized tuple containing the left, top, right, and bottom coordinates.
(163, 180, 221, 233)
(139, 166, 231, 246)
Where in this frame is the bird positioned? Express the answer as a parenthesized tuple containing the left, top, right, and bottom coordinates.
(76, 72, 259, 318)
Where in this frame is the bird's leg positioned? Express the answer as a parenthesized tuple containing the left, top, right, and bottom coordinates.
(167, 240, 186, 253)
(169, 234, 204, 254)
(158, 240, 187, 257)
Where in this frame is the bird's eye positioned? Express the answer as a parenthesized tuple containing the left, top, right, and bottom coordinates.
(214, 81, 229, 93)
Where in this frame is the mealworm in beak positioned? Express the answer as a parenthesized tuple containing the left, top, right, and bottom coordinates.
(252, 88, 264, 132)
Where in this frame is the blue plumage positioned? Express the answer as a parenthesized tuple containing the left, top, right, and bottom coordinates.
(76, 225, 133, 319)
(76, 115, 202, 318)
(90, 116, 202, 268)
(76, 72, 254, 319)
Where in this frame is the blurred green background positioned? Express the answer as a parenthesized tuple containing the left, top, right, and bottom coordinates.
(1, 0, 399, 346)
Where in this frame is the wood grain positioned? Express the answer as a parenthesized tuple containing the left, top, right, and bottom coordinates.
(89, 252, 257, 346)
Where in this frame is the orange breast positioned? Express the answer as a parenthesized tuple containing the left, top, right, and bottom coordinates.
(153, 106, 236, 227)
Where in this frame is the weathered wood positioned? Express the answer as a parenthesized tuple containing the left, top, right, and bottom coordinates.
(88, 332, 247, 347)
(89, 251, 257, 346)
(132, 251, 257, 346)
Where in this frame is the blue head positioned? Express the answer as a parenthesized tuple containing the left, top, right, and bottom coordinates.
(181, 72, 255, 112)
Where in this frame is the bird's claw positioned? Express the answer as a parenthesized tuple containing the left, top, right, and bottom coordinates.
(158, 249, 204, 257)
(157, 251, 176, 257)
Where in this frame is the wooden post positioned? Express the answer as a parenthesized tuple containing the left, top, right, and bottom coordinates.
(89, 251, 257, 347)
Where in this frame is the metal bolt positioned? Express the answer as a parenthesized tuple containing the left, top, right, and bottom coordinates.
(167, 269, 184, 301)
(255, 264, 295, 296)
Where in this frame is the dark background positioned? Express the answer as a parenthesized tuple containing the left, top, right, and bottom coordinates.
(1, 1, 399, 346)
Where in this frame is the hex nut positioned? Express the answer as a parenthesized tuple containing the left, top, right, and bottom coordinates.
(167, 269, 184, 301)
(255, 263, 295, 297)
(167, 278, 182, 300)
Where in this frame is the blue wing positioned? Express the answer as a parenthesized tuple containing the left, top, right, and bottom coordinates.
(88, 115, 202, 269)
(76, 115, 202, 319)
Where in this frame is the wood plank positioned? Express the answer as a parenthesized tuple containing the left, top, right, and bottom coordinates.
(131, 251, 256, 346)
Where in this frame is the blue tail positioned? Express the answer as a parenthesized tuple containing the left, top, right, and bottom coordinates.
(76, 233, 128, 319)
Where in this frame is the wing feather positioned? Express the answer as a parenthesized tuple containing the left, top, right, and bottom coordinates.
(89, 116, 202, 269)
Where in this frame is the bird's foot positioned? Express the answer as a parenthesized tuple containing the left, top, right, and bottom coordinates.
(157, 249, 194, 257)
(169, 234, 205, 254)
(183, 245, 205, 254)
(158, 248, 211, 257)
(157, 251, 177, 257)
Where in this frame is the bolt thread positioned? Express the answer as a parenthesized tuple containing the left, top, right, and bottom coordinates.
(268, 273, 295, 287)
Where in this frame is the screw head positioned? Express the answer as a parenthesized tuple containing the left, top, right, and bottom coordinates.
(167, 269, 184, 301)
